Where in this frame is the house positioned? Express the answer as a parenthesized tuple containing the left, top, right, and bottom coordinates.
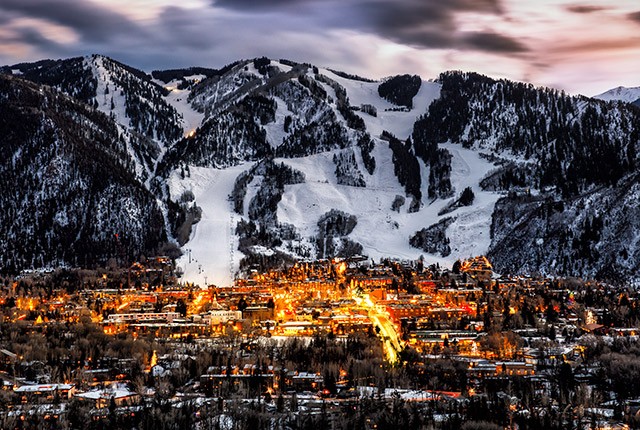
(290, 372, 323, 392)
(0, 349, 18, 371)
(74, 384, 140, 409)
(200, 368, 274, 397)
(495, 361, 535, 377)
(14, 383, 74, 403)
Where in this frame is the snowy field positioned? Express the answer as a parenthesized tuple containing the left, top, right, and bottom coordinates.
(323, 68, 442, 140)
(163, 81, 205, 137)
(171, 140, 501, 287)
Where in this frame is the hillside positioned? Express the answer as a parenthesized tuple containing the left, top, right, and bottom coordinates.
(0, 74, 167, 271)
(3, 56, 640, 285)
(413, 71, 640, 279)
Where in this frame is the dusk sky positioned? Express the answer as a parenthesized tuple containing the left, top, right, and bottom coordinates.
(0, 0, 639, 95)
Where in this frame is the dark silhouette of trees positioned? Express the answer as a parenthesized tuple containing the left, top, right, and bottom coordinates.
(378, 74, 422, 108)
(459, 187, 475, 206)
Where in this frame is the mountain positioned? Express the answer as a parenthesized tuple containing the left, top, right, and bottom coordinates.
(3, 55, 640, 285)
(2, 55, 205, 182)
(0, 73, 167, 271)
(415, 72, 640, 280)
(594, 85, 640, 105)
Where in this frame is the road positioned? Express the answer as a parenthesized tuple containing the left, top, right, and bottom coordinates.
(353, 292, 405, 364)
(370, 312, 405, 364)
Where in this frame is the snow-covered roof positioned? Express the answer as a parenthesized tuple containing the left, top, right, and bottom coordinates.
(14, 384, 73, 393)
(75, 384, 137, 400)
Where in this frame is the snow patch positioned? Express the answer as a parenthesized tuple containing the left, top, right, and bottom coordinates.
(322, 69, 442, 139)
(175, 66, 500, 286)
(274, 141, 500, 270)
(162, 81, 205, 137)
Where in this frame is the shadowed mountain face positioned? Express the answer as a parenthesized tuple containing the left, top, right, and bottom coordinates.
(0, 74, 166, 271)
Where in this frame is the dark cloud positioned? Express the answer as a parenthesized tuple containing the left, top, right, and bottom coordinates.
(629, 11, 640, 23)
(214, 0, 503, 14)
(10, 27, 67, 53)
(565, 5, 610, 14)
(0, 24, 78, 65)
(361, 0, 524, 53)
(155, 7, 218, 50)
(367, 2, 455, 33)
(0, 0, 144, 43)
(212, 0, 526, 54)
(0, 0, 527, 71)
(0, 10, 15, 25)
(213, 0, 322, 11)
(462, 31, 528, 53)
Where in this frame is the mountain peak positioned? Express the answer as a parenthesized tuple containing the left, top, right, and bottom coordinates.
(594, 85, 640, 104)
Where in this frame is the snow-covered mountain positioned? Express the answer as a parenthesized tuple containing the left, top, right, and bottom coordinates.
(594, 85, 640, 106)
(2, 55, 205, 183)
(0, 73, 167, 271)
(3, 56, 640, 286)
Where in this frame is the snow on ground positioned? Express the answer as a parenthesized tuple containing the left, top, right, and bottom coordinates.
(440, 143, 501, 259)
(277, 141, 501, 269)
(162, 79, 205, 136)
(273, 60, 293, 73)
(169, 164, 249, 287)
(175, 68, 500, 286)
(89, 56, 131, 129)
(323, 69, 441, 139)
(263, 96, 293, 148)
(594, 86, 640, 103)
(88, 56, 154, 180)
(245, 60, 292, 76)
(356, 386, 460, 401)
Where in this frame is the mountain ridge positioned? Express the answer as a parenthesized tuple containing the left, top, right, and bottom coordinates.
(0, 73, 168, 271)
(594, 85, 640, 105)
(2, 55, 640, 285)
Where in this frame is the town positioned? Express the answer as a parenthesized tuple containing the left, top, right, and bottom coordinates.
(0, 256, 639, 430)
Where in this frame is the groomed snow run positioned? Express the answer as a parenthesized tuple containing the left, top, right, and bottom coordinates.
(173, 66, 502, 287)
(161, 79, 205, 136)
(322, 69, 441, 140)
(170, 164, 248, 287)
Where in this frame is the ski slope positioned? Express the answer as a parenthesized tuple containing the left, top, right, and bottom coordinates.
(170, 66, 502, 287)
(169, 165, 248, 287)
(323, 69, 442, 140)
(161, 78, 205, 137)
(277, 141, 500, 269)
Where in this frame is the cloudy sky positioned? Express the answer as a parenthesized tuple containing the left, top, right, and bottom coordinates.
(0, 0, 639, 95)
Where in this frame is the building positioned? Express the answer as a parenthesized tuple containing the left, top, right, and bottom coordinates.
(14, 384, 74, 403)
(74, 385, 140, 408)
(203, 310, 243, 325)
